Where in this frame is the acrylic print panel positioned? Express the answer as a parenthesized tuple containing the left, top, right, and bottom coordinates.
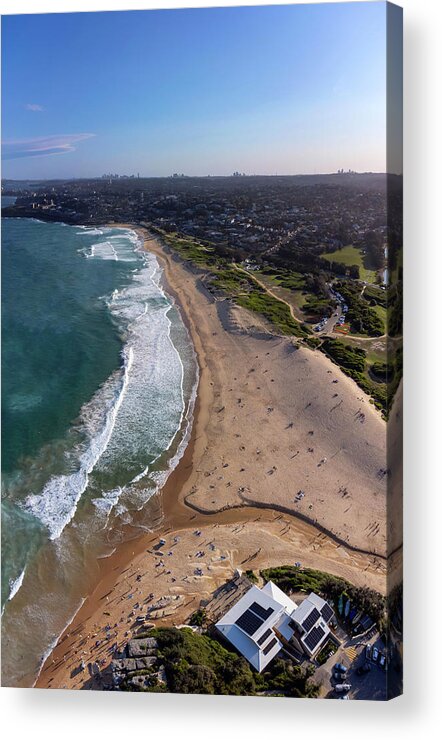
(1, 1, 403, 700)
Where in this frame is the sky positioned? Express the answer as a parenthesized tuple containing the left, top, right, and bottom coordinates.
(1, 2, 390, 179)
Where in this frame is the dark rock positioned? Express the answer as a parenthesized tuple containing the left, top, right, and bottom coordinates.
(135, 657, 156, 670)
(126, 637, 158, 658)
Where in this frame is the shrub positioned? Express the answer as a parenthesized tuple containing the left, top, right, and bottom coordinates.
(140, 626, 316, 697)
(260, 567, 386, 628)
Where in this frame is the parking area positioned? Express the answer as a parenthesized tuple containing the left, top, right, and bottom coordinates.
(314, 632, 389, 701)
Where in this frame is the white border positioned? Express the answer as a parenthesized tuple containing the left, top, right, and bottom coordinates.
(1, 0, 441, 736)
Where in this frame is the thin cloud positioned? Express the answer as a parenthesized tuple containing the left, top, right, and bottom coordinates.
(1, 133, 96, 160)
(25, 103, 45, 112)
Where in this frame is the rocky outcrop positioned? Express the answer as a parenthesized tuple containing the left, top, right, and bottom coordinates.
(110, 635, 166, 691)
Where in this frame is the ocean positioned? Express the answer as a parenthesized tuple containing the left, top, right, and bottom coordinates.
(1, 217, 198, 686)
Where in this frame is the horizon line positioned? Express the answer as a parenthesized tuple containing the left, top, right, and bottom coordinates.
(2, 170, 401, 183)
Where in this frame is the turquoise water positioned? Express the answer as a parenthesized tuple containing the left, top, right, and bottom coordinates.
(1, 218, 197, 686)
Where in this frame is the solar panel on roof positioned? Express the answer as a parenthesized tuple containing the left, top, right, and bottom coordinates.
(302, 607, 320, 632)
(321, 603, 334, 622)
(263, 637, 278, 656)
(236, 608, 264, 636)
(257, 628, 273, 646)
(304, 625, 325, 652)
(250, 602, 274, 621)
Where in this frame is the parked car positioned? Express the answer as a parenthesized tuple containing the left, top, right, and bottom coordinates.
(356, 662, 371, 676)
(334, 663, 347, 674)
(372, 647, 379, 663)
(365, 644, 372, 660)
(335, 683, 351, 693)
(379, 654, 387, 670)
(338, 695, 350, 700)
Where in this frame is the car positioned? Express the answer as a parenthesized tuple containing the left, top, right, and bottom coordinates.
(338, 695, 350, 700)
(379, 654, 387, 670)
(334, 663, 347, 674)
(365, 644, 372, 660)
(372, 647, 379, 663)
(335, 683, 351, 694)
(356, 662, 371, 676)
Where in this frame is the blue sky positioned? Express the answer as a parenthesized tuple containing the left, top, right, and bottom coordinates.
(1, 2, 388, 178)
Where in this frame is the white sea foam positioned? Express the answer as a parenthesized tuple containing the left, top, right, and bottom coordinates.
(83, 229, 139, 262)
(8, 568, 26, 601)
(23, 227, 196, 543)
(2, 567, 27, 613)
(89, 240, 119, 260)
(91, 487, 122, 515)
(24, 347, 133, 540)
(75, 228, 104, 236)
(75, 231, 198, 526)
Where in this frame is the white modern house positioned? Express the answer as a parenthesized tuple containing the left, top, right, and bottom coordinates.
(215, 581, 335, 672)
(288, 591, 335, 658)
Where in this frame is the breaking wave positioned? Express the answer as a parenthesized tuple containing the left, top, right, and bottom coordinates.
(22, 226, 197, 544)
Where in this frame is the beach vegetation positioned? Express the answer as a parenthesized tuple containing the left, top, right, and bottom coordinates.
(319, 338, 388, 414)
(257, 267, 334, 320)
(236, 291, 307, 336)
(304, 336, 321, 349)
(128, 627, 318, 697)
(370, 361, 394, 383)
(156, 228, 309, 337)
(387, 273, 403, 337)
(260, 566, 386, 627)
(188, 608, 208, 627)
(258, 266, 306, 291)
(362, 283, 387, 308)
(321, 338, 366, 373)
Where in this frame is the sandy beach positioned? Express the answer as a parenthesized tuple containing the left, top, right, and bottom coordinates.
(35, 225, 392, 690)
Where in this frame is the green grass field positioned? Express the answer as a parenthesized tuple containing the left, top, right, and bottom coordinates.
(320, 245, 378, 283)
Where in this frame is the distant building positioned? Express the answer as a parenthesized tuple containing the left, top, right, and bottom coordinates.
(215, 581, 335, 672)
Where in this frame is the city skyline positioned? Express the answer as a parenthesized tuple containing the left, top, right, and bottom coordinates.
(2, 2, 389, 179)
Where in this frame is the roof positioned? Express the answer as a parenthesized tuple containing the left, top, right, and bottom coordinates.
(215, 583, 290, 672)
(275, 613, 297, 642)
(290, 592, 333, 656)
(261, 581, 298, 615)
(216, 583, 335, 668)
